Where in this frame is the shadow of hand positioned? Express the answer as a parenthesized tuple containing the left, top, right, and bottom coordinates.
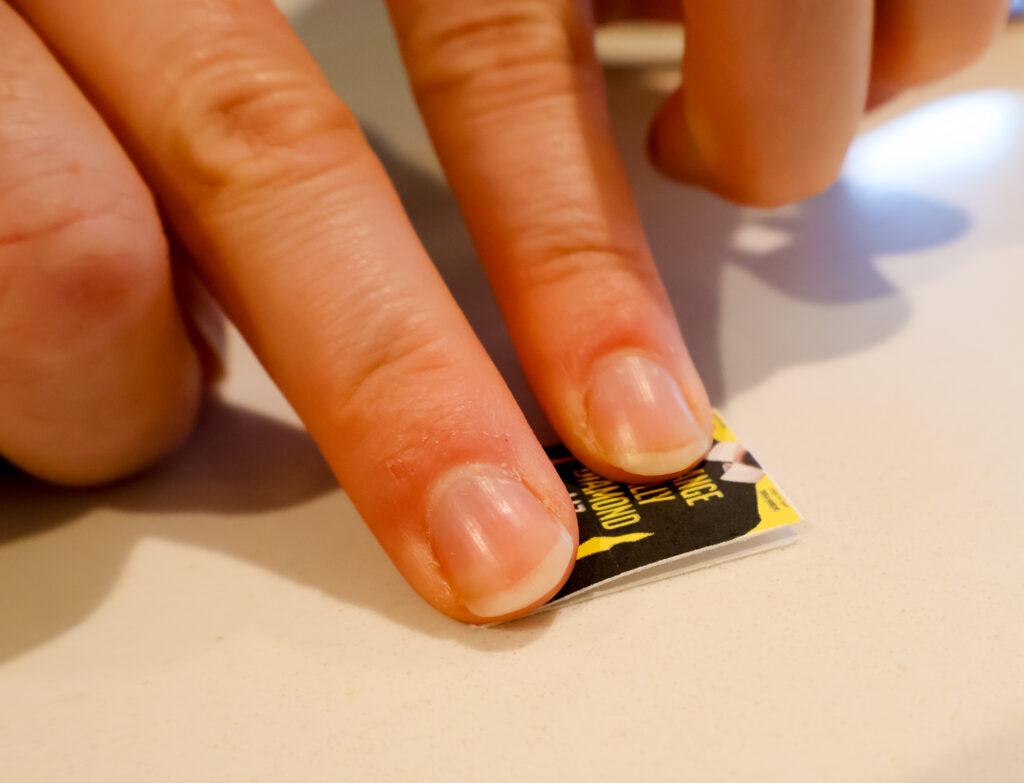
(0, 398, 554, 662)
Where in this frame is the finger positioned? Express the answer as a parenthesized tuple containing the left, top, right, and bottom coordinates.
(870, 0, 1011, 103)
(0, 3, 201, 486)
(388, 0, 713, 482)
(12, 0, 577, 622)
(650, 0, 874, 206)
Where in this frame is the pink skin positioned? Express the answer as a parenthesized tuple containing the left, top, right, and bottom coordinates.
(0, 3, 200, 485)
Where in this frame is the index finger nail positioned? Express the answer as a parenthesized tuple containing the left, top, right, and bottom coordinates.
(427, 465, 575, 620)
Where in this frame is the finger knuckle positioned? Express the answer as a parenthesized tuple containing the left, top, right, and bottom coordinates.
(401, 1, 594, 106)
(510, 228, 661, 334)
(519, 240, 653, 294)
(503, 236, 670, 366)
(0, 183, 168, 351)
(724, 166, 842, 208)
(329, 325, 462, 437)
(157, 40, 362, 192)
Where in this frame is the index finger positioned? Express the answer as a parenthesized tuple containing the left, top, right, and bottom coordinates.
(12, 0, 577, 622)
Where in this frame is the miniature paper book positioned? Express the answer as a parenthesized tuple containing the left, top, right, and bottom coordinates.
(537, 411, 802, 612)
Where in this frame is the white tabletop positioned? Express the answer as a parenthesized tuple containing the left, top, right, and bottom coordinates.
(3, 5, 1023, 781)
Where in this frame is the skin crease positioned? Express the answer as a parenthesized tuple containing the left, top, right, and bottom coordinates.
(0, 0, 1010, 621)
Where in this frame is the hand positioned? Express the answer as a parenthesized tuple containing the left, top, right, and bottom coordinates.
(0, 0, 1008, 623)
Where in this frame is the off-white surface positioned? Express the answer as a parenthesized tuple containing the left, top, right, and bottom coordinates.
(3, 5, 1024, 781)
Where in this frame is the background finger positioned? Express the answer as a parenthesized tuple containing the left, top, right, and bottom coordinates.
(388, 0, 713, 482)
(0, 3, 201, 485)
(650, 0, 874, 206)
(870, 0, 1011, 104)
(12, 0, 577, 622)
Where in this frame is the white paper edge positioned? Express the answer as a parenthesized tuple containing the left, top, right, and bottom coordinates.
(531, 521, 804, 616)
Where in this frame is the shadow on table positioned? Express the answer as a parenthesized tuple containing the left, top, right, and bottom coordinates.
(0, 399, 554, 664)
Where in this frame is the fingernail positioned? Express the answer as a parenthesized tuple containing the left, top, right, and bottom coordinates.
(585, 353, 710, 477)
(427, 466, 574, 620)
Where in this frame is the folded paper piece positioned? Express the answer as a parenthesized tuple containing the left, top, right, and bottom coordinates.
(537, 410, 802, 613)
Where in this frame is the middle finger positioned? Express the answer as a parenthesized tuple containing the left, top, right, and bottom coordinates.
(389, 0, 714, 482)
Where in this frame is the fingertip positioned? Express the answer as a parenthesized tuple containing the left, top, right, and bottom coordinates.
(649, 89, 845, 208)
(582, 352, 711, 479)
(425, 463, 577, 623)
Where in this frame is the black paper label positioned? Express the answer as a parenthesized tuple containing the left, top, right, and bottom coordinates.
(545, 411, 801, 604)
